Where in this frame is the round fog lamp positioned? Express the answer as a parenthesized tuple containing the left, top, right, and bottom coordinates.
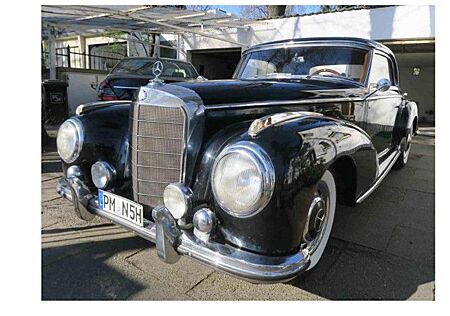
(163, 183, 192, 219)
(91, 161, 115, 189)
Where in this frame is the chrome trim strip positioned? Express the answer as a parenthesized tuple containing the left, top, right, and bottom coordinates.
(376, 148, 390, 159)
(114, 86, 140, 90)
(356, 149, 401, 203)
(206, 97, 363, 110)
(366, 94, 403, 101)
(76, 100, 131, 115)
(56, 178, 309, 283)
(249, 111, 323, 137)
(206, 94, 402, 111)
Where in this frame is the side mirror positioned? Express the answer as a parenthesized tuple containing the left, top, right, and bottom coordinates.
(376, 78, 391, 92)
(196, 75, 208, 81)
(364, 78, 391, 100)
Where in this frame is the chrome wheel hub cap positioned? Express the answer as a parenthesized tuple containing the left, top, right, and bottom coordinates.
(302, 182, 330, 255)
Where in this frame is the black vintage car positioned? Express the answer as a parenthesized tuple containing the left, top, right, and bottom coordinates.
(56, 37, 418, 283)
(97, 57, 202, 101)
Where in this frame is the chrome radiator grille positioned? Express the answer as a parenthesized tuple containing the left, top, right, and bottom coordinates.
(130, 102, 185, 208)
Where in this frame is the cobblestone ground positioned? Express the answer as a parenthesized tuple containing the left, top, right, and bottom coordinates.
(42, 130, 435, 300)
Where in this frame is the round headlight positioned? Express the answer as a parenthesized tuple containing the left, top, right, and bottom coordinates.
(56, 118, 84, 163)
(211, 141, 275, 217)
(163, 183, 192, 219)
(91, 161, 116, 189)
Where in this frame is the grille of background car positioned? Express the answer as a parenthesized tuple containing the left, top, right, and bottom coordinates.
(130, 102, 185, 208)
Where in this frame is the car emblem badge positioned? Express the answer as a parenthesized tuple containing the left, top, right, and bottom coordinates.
(152, 61, 164, 79)
(147, 60, 164, 87)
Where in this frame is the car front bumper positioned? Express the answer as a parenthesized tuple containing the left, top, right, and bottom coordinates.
(56, 177, 310, 283)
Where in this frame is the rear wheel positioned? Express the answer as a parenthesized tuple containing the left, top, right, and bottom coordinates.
(301, 170, 336, 270)
(394, 128, 413, 169)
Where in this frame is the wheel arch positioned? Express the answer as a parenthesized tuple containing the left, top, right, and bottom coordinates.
(329, 155, 357, 207)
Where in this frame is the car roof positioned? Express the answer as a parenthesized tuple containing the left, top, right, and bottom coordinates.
(245, 37, 394, 57)
(118, 56, 193, 65)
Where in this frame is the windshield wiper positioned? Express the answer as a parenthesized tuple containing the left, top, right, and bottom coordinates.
(305, 74, 358, 83)
(248, 73, 308, 80)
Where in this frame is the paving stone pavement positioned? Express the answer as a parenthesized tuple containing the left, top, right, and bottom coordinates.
(41, 133, 435, 300)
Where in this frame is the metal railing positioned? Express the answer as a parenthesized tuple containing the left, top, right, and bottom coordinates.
(42, 46, 123, 71)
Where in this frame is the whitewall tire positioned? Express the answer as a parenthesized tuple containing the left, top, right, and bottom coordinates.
(302, 170, 336, 271)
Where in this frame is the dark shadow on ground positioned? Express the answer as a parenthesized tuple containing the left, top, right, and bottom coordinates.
(41, 133, 62, 173)
(42, 223, 116, 235)
(289, 209, 434, 300)
(42, 161, 63, 173)
(42, 235, 153, 300)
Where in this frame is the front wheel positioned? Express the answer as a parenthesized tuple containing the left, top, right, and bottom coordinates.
(301, 170, 336, 270)
(394, 128, 413, 169)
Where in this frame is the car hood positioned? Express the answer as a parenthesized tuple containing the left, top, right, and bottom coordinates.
(173, 79, 365, 107)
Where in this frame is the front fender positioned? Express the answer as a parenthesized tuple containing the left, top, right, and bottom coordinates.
(194, 114, 376, 256)
(393, 100, 419, 144)
(62, 102, 131, 194)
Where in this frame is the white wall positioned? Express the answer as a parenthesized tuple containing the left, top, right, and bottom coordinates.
(65, 72, 107, 115)
(183, 5, 435, 51)
(396, 52, 435, 122)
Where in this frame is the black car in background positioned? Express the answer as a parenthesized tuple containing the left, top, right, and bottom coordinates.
(97, 57, 201, 101)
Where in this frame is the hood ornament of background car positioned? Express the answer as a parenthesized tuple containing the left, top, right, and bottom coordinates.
(147, 60, 165, 87)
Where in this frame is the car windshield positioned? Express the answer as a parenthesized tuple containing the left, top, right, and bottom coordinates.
(112, 58, 198, 79)
(237, 46, 370, 83)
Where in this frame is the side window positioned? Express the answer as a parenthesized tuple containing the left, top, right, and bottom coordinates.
(369, 54, 393, 87)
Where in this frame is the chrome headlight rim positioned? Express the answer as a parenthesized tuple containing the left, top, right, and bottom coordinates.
(57, 118, 84, 163)
(211, 141, 275, 218)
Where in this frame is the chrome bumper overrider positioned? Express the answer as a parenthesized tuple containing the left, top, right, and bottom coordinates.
(56, 177, 310, 283)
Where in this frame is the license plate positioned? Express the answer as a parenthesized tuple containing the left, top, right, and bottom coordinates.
(98, 190, 144, 227)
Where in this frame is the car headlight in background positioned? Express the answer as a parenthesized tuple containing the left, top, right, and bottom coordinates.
(211, 141, 275, 218)
(91, 161, 116, 189)
(56, 118, 84, 163)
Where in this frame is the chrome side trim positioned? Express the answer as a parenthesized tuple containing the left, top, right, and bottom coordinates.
(376, 148, 390, 159)
(248, 111, 323, 137)
(206, 97, 363, 110)
(114, 86, 140, 90)
(206, 95, 402, 111)
(56, 177, 310, 283)
(76, 100, 131, 115)
(356, 149, 400, 203)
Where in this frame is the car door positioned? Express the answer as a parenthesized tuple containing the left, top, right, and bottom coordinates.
(365, 52, 402, 155)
